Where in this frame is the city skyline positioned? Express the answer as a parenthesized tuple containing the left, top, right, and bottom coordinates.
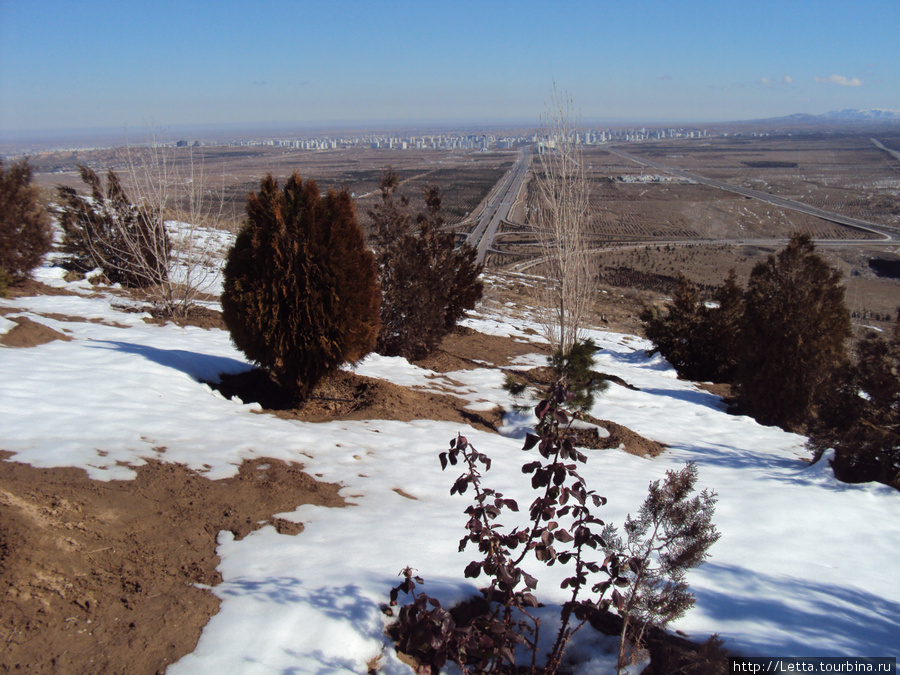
(2, 0, 899, 139)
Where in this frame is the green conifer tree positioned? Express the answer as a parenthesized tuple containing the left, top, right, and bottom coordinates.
(812, 312, 900, 489)
(736, 234, 851, 430)
(0, 159, 53, 285)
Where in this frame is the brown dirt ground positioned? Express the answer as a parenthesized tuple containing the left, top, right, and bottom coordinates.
(143, 305, 227, 331)
(413, 325, 548, 372)
(211, 368, 504, 434)
(589, 417, 667, 458)
(0, 455, 343, 674)
(0, 315, 73, 348)
(3, 279, 84, 300)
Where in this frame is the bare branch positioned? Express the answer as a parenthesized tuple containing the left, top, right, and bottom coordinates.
(531, 85, 596, 353)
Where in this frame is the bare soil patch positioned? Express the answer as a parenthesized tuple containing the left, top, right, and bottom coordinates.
(0, 454, 343, 674)
(0, 315, 73, 348)
(591, 417, 667, 458)
(144, 305, 226, 331)
(3, 278, 84, 299)
(208, 326, 547, 433)
(33, 311, 130, 329)
(413, 325, 548, 372)
(211, 368, 502, 434)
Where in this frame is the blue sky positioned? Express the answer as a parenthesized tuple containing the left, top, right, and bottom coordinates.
(2, 0, 898, 135)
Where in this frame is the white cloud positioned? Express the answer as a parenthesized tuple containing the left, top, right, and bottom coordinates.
(815, 74, 862, 87)
(760, 76, 794, 88)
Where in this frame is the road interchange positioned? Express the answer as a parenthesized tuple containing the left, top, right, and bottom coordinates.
(460, 141, 898, 274)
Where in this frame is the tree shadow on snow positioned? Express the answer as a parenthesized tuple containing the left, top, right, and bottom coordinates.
(638, 386, 729, 412)
(598, 348, 675, 372)
(676, 442, 807, 476)
(693, 562, 900, 659)
(680, 442, 881, 493)
(88, 339, 253, 385)
(218, 576, 389, 674)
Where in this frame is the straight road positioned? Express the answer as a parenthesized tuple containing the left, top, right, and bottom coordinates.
(871, 137, 900, 164)
(466, 147, 532, 264)
(605, 146, 895, 241)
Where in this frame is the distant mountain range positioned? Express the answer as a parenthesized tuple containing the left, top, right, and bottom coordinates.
(758, 109, 900, 125)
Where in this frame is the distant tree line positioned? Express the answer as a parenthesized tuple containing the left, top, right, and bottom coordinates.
(643, 234, 898, 490)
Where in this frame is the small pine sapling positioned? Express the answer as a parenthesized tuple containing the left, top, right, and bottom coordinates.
(601, 462, 720, 673)
(503, 338, 608, 415)
(547, 338, 609, 412)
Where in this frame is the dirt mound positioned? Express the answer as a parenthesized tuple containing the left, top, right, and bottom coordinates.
(0, 315, 73, 348)
(413, 326, 547, 373)
(3, 278, 83, 299)
(565, 415, 666, 457)
(212, 368, 501, 433)
(144, 305, 226, 331)
(0, 455, 343, 674)
(593, 418, 667, 457)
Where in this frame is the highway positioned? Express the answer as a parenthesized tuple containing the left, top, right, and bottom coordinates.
(604, 146, 895, 241)
(465, 147, 532, 264)
(871, 137, 900, 164)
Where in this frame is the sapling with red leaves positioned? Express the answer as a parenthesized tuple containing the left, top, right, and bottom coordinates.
(389, 386, 720, 673)
(389, 384, 631, 673)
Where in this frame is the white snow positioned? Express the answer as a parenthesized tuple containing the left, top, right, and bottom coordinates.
(0, 314, 16, 336)
(2, 266, 899, 673)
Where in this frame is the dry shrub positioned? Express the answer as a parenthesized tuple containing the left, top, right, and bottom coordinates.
(56, 166, 171, 288)
(369, 168, 482, 360)
(221, 173, 379, 402)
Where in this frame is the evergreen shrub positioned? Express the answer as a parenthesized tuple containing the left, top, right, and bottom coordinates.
(368, 168, 482, 359)
(221, 173, 379, 401)
(55, 166, 170, 288)
(0, 159, 53, 284)
(736, 234, 851, 430)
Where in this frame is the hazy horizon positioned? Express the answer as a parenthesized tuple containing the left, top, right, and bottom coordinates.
(3, 0, 899, 140)
(0, 113, 729, 142)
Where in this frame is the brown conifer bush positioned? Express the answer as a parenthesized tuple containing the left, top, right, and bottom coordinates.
(368, 168, 482, 359)
(705, 270, 744, 382)
(0, 159, 53, 285)
(221, 173, 379, 401)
